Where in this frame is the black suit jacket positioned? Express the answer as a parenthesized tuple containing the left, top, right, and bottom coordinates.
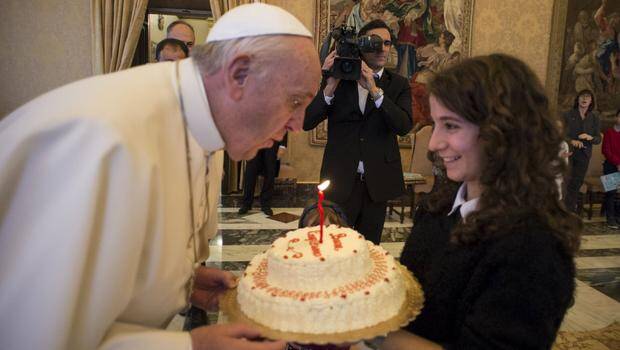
(304, 69, 413, 203)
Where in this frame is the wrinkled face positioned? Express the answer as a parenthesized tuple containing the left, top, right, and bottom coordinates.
(158, 44, 187, 62)
(578, 93, 592, 109)
(167, 23, 195, 51)
(361, 28, 391, 71)
(428, 95, 482, 193)
(224, 37, 321, 160)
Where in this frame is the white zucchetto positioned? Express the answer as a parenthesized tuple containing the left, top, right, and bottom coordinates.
(205, 3, 312, 43)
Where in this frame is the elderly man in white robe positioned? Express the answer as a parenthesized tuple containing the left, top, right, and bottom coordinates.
(0, 4, 320, 350)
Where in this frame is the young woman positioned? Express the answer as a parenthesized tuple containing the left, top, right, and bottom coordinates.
(563, 89, 601, 213)
(383, 54, 581, 349)
(602, 109, 620, 228)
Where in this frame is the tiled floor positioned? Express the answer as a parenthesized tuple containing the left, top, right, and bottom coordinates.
(168, 191, 620, 338)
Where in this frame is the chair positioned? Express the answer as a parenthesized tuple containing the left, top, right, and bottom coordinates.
(578, 139, 604, 219)
(407, 125, 435, 207)
(387, 125, 433, 223)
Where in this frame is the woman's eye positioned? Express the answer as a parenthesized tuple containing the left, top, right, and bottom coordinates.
(445, 122, 459, 130)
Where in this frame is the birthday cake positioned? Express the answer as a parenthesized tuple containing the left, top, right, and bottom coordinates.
(236, 225, 406, 334)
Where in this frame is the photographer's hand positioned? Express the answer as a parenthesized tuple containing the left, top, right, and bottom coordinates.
(323, 50, 340, 97)
(359, 61, 377, 93)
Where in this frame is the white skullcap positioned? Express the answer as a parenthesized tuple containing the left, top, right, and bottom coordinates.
(205, 3, 312, 43)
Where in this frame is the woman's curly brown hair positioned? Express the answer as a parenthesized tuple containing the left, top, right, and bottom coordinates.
(423, 54, 581, 255)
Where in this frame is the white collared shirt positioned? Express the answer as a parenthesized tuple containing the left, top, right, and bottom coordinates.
(447, 183, 480, 219)
(323, 67, 385, 111)
(176, 58, 225, 257)
(323, 68, 385, 175)
(177, 58, 225, 154)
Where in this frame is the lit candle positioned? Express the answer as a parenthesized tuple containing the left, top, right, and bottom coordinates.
(317, 180, 330, 243)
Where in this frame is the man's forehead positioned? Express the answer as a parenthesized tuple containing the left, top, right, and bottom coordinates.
(163, 44, 181, 51)
(366, 28, 390, 37)
(169, 23, 193, 34)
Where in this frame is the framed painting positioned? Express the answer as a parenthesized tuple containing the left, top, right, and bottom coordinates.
(310, 0, 475, 147)
(547, 0, 620, 123)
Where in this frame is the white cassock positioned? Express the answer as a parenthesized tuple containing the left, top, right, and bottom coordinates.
(0, 58, 224, 349)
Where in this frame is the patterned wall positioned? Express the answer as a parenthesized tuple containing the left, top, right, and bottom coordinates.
(471, 0, 554, 84)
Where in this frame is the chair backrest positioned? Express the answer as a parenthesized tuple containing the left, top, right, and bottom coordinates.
(410, 125, 433, 176)
(585, 135, 604, 178)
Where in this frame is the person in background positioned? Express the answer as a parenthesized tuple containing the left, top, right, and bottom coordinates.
(156, 38, 189, 62)
(383, 54, 580, 349)
(602, 108, 620, 228)
(238, 134, 288, 216)
(563, 89, 601, 213)
(167, 20, 195, 52)
(0, 4, 320, 350)
(298, 200, 350, 228)
(304, 19, 412, 245)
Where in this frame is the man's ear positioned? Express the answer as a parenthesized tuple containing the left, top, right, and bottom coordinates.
(226, 54, 251, 101)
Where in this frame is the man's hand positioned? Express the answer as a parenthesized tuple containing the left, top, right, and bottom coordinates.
(571, 140, 585, 149)
(190, 266, 237, 312)
(578, 133, 593, 141)
(322, 50, 341, 97)
(357, 61, 377, 92)
(191, 323, 286, 350)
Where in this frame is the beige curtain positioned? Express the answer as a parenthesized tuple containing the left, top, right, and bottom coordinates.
(91, 0, 148, 74)
(209, 0, 263, 19)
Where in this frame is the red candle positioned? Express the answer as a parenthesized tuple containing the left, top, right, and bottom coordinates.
(317, 180, 330, 243)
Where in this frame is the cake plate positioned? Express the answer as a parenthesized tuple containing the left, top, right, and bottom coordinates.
(220, 263, 424, 345)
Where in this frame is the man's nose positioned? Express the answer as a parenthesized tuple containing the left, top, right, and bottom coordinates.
(286, 112, 304, 132)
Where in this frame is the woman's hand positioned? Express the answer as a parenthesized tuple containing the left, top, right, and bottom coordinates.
(578, 133, 593, 141)
(571, 140, 585, 149)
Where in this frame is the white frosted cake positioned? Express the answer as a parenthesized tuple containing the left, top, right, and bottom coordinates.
(236, 225, 406, 334)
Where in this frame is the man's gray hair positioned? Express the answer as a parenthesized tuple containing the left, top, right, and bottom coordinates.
(191, 35, 295, 77)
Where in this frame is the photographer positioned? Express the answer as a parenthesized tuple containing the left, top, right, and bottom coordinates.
(304, 19, 413, 244)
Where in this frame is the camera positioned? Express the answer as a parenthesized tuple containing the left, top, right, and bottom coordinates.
(329, 25, 384, 81)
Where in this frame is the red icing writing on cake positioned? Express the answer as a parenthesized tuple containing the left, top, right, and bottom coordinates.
(305, 231, 323, 258)
(251, 247, 390, 301)
(329, 232, 347, 250)
(286, 238, 303, 258)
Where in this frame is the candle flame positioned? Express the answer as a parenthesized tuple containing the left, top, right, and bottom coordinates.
(318, 180, 330, 191)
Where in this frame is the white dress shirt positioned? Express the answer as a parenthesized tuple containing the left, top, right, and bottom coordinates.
(323, 68, 385, 174)
(447, 183, 480, 219)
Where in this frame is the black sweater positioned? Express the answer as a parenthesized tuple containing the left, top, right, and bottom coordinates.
(400, 207, 575, 349)
(563, 108, 601, 158)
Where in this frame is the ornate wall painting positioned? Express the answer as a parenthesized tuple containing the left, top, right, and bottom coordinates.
(311, 0, 475, 147)
(548, 0, 620, 122)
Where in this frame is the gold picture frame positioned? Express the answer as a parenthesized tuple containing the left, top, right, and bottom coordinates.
(310, 0, 476, 147)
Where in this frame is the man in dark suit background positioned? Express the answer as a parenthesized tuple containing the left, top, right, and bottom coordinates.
(238, 134, 287, 216)
(304, 19, 413, 244)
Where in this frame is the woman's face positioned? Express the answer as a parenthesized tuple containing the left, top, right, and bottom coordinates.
(578, 93, 592, 109)
(428, 94, 482, 197)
